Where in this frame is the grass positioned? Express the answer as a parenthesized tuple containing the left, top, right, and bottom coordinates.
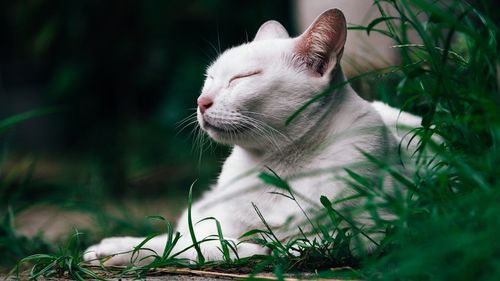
(2, 0, 500, 280)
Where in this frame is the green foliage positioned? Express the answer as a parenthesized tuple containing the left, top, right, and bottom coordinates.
(365, 189, 500, 281)
(354, 0, 500, 280)
(11, 230, 103, 281)
(187, 182, 205, 264)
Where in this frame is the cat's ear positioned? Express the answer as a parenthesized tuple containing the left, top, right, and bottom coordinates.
(254, 20, 289, 41)
(294, 9, 347, 76)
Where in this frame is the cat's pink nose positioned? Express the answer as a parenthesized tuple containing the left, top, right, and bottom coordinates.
(197, 96, 213, 114)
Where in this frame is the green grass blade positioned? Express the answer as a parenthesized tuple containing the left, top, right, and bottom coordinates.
(187, 181, 205, 264)
(0, 107, 60, 134)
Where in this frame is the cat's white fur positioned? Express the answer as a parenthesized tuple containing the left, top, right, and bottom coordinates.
(84, 9, 420, 265)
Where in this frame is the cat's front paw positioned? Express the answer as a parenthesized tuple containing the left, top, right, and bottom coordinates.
(83, 237, 155, 266)
(190, 240, 267, 261)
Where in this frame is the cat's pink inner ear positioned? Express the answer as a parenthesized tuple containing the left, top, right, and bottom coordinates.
(254, 20, 289, 41)
(294, 9, 347, 76)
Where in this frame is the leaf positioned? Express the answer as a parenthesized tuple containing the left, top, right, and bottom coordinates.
(239, 229, 271, 239)
(146, 215, 166, 221)
(162, 221, 181, 260)
(187, 181, 205, 264)
(196, 217, 231, 262)
(366, 16, 400, 35)
(320, 196, 332, 209)
(267, 191, 294, 200)
(320, 196, 379, 246)
(131, 233, 161, 263)
(318, 225, 335, 243)
(348, 25, 392, 37)
(359, 150, 420, 193)
(345, 168, 372, 188)
(251, 203, 285, 250)
(17, 254, 55, 262)
(0, 107, 60, 134)
(258, 171, 290, 191)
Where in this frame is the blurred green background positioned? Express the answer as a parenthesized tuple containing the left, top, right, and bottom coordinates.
(0, 0, 293, 267)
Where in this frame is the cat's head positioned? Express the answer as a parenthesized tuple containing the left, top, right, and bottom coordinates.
(197, 9, 347, 150)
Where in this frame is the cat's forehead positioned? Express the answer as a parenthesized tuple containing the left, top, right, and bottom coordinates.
(207, 39, 291, 75)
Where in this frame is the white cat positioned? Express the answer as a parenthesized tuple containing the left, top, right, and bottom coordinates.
(84, 9, 420, 265)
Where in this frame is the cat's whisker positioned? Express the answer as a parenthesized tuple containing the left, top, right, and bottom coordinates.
(240, 115, 292, 144)
(204, 38, 221, 60)
(237, 117, 283, 153)
(192, 126, 199, 152)
(188, 121, 202, 140)
(177, 111, 197, 122)
(195, 125, 209, 166)
(194, 125, 203, 151)
(176, 119, 200, 136)
(175, 112, 198, 129)
(216, 25, 222, 55)
(248, 118, 296, 154)
(178, 117, 198, 129)
(225, 121, 239, 142)
(237, 117, 277, 144)
(240, 110, 283, 121)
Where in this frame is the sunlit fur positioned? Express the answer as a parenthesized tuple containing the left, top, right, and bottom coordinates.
(84, 9, 421, 265)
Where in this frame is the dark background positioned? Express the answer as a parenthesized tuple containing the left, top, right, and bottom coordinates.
(0, 0, 293, 201)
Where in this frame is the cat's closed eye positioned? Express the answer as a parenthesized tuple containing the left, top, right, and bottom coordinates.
(228, 70, 262, 87)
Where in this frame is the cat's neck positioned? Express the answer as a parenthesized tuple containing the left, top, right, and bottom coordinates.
(284, 69, 363, 163)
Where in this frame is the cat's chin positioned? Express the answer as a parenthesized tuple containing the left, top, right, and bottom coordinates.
(201, 120, 249, 143)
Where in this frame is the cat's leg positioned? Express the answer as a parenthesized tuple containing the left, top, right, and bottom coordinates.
(83, 234, 266, 265)
(83, 234, 203, 266)
(175, 237, 267, 261)
(170, 211, 268, 261)
(83, 236, 168, 266)
(83, 191, 268, 265)
(83, 210, 268, 265)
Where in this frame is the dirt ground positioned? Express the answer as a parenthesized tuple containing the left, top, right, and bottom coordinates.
(15, 198, 185, 241)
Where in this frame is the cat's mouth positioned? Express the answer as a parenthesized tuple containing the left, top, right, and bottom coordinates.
(202, 120, 250, 136)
